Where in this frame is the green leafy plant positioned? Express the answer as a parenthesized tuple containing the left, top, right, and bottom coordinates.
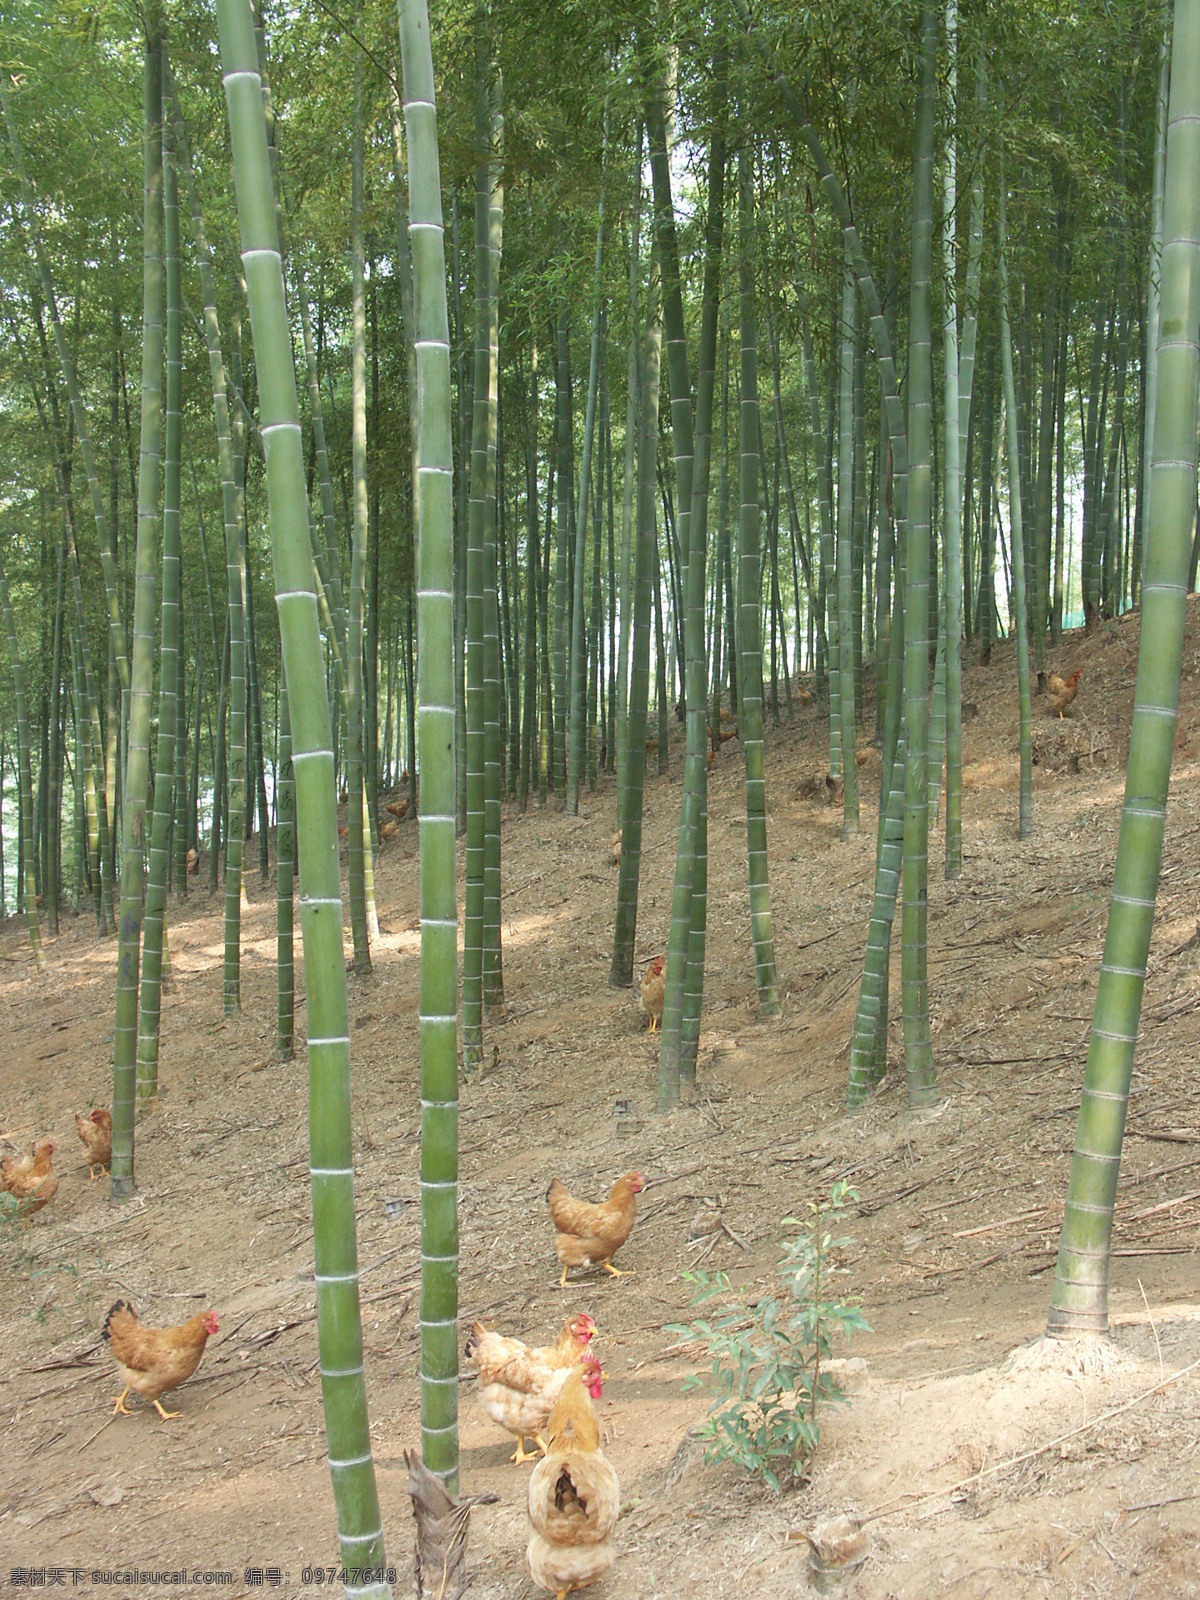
(667, 1181, 870, 1491)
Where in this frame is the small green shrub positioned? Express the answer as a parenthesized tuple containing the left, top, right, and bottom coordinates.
(666, 1181, 870, 1491)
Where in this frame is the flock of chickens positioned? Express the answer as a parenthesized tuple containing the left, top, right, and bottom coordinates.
(3, 866, 682, 1595)
(6, 1090, 642, 1598)
(466, 1170, 644, 1598)
(3, 1112, 223, 1423)
(0, 1104, 115, 1214)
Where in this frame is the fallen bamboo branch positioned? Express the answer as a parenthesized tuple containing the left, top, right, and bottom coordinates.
(952, 1207, 1047, 1239)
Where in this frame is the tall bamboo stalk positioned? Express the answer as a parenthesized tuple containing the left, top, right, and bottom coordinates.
(462, 25, 503, 1067)
(224, 278, 249, 1013)
(998, 172, 1034, 839)
(173, 587, 189, 898)
(519, 344, 539, 812)
(346, 42, 373, 972)
(277, 670, 294, 1061)
(680, 70, 727, 1079)
(567, 146, 606, 815)
(109, 14, 164, 1198)
(900, 0, 938, 1109)
(168, 86, 246, 1013)
(737, 142, 780, 1019)
(1049, 0, 1199, 1336)
(481, 74, 505, 1013)
(836, 258, 859, 834)
(218, 0, 390, 1573)
(942, 0, 964, 879)
(552, 307, 572, 800)
(615, 125, 643, 822)
(452, 195, 469, 835)
(399, 0, 462, 1486)
(847, 535, 907, 1107)
(611, 261, 662, 986)
(0, 563, 44, 971)
(647, 52, 700, 1098)
(136, 72, 183, 1102)
(1139, 12, 1171, 597)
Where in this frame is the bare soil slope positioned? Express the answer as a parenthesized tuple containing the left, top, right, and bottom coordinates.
(2, 604, 1199, 1599)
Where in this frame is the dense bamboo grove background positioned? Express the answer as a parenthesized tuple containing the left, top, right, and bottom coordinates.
(1, 0, 1197, 1577)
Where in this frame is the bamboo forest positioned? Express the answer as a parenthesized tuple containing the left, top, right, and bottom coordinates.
(5, 0, 1200, 1592)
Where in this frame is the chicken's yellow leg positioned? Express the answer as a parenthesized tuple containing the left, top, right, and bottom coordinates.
(648, 1016, 658, 1033)
(510, 1435, 540, 1465)
(111, 1388, 133, 1416)
(558, 1264, 570, 1288)
(602, 1261, 634, 1277)
(152, 1399, 182, 1421)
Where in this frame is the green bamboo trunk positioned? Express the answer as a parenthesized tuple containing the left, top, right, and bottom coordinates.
(611, 262, 662, 987)
(518, 346, 540, 811)
(852, 326, 867, 720)
(647, 60, 701, 1100)
(110, 15, 165, 1198)
(942, 0, 964, 878)
(836, 261, 859, 834)
(1049, 0, 1199, 1335)
(587, 405, 603, 791)
(136, 78, 183, 1102)
(173, 593, 188, 898)
(480, 84, 505, 1012)
(519, 346, 540, 812)
(603, 370, 617, 775)
(796, 295, 836, 756)
(346, 48, 373, 974)
(65, 521, 113, 934)
(45, 530, 65, 936)
(710, 305, 731, 745)
(737, 144, 780, 1019)
(277, 671, 294, 1061)
(567, 171, 606, 815)
(452, 196, 470, 836)
(223, 284, 249, 1016)
(766, 286, 818, 657)
(218, 0, 390, 1575)
(168, 87, 245, 1012)
(900, 0, 938, 1109)
(539, 453, 553, 806)
(1138, 17, 1171, 598)
(998, 175, 1034, 840)
(398, 0, 462, 1486)
(552, 307, 572, 801)
(615, 126, 643, 823)
(927, 596, 946, 822)
(0, 564, 44, 971)
(462, 31, 503, 1065)
(847, 523, 909, 1106)
(680, 76, 726, 1079)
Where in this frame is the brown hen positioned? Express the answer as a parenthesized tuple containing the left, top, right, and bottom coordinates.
(76, 1109, 113, 1178)
(102, 1300, 219, 1420)
(547, 1172, 643, 1287)
(526, 1367, 618, 1600)
(465, 1312, 597, 1464)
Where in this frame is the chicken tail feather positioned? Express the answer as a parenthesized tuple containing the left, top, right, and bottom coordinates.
(102, 1300, 135, 1342)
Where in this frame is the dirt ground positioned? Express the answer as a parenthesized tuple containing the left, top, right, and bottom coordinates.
(3, 603, 1199, 1600)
